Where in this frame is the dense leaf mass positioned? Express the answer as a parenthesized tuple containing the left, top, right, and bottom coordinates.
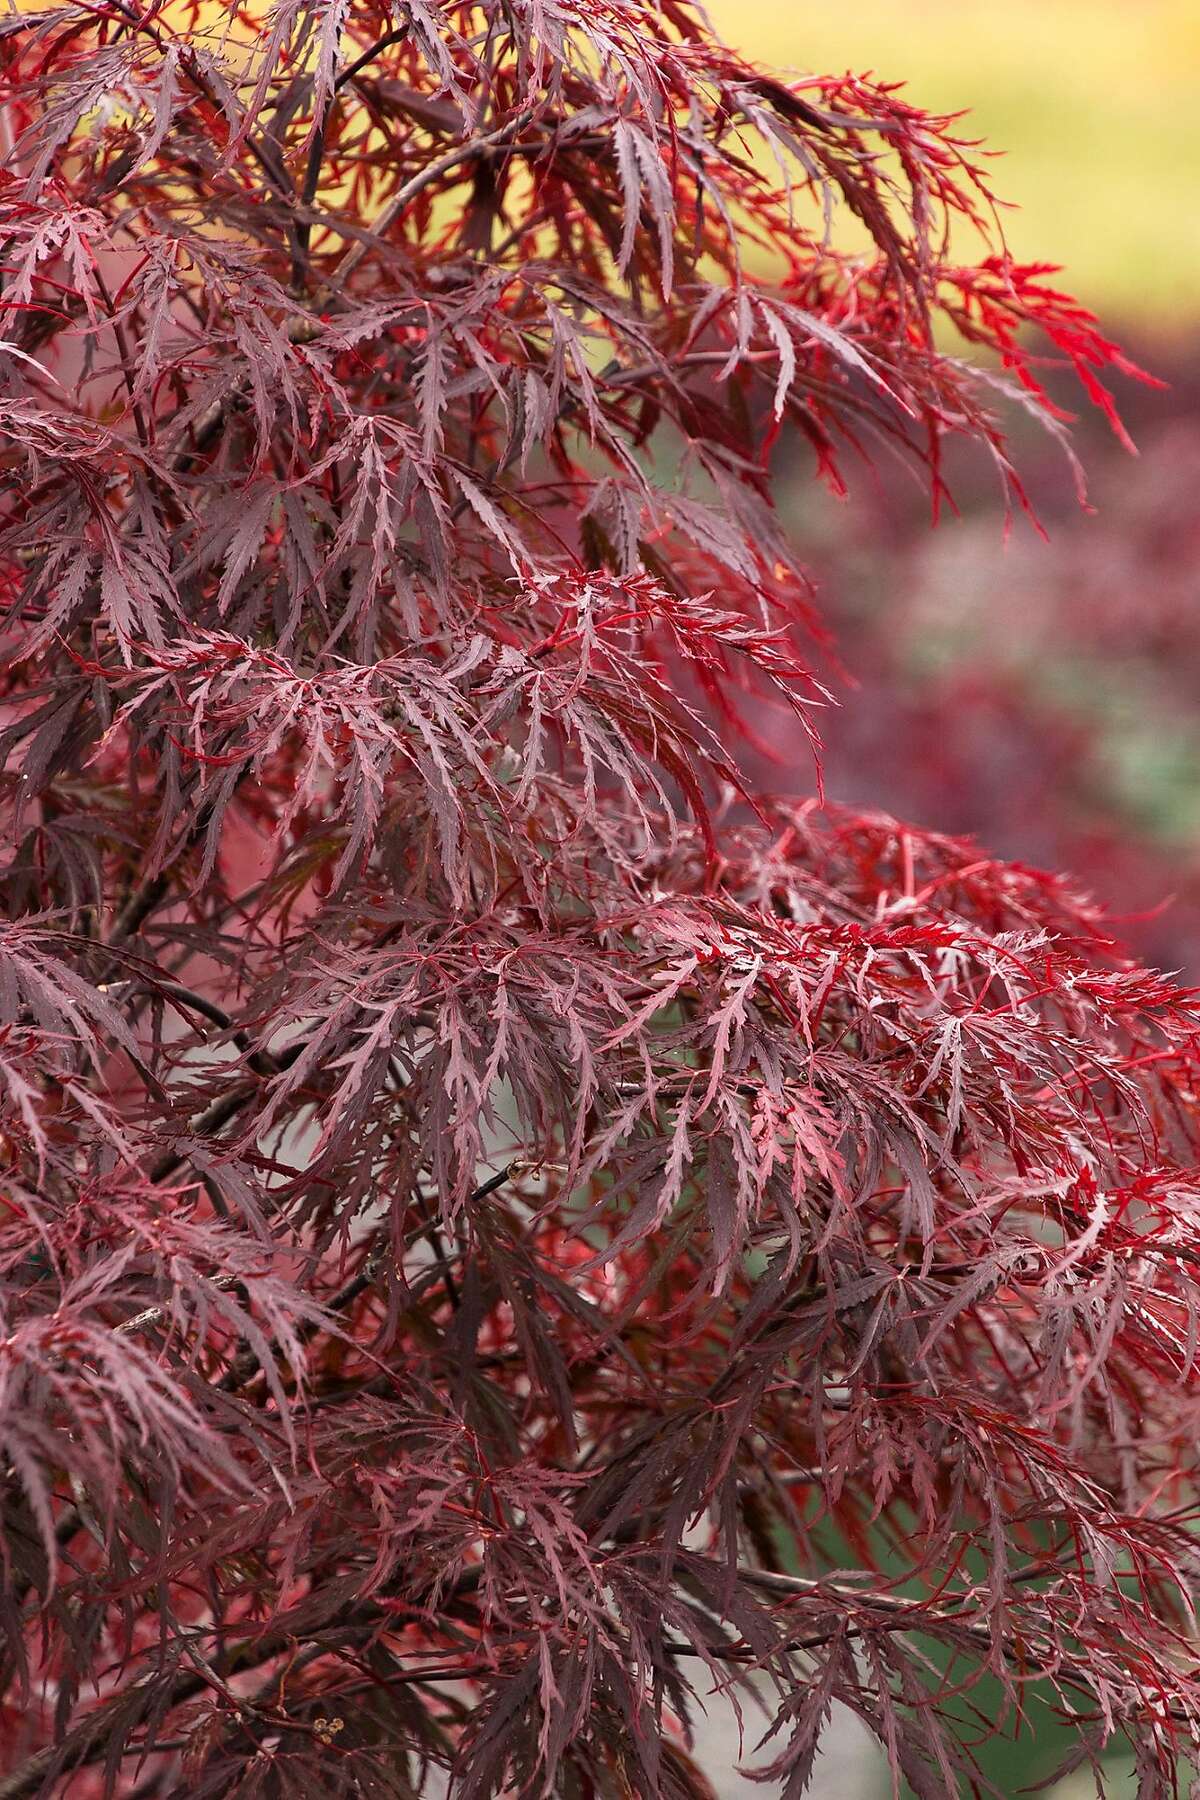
(0, 2, 1197, 1795)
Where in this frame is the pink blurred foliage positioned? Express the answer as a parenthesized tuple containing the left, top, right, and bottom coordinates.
(784, 354, 1200, 973)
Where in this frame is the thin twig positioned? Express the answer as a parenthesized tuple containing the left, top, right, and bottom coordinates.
(335, 109, 536, 285)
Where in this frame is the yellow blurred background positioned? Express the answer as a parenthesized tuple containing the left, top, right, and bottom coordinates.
(707, 0, 1200, 331)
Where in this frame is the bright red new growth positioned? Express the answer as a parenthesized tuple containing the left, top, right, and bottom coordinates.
(0, 4, 1196, 1796)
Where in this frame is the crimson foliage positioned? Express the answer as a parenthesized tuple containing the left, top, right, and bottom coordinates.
(1, 4, 1198, 1796)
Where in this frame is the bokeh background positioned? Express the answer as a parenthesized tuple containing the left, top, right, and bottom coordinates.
(691, 3, 1200, 1794)
(706, 0, 1200, 988)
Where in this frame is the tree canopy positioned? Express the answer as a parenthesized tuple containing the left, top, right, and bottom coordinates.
(0, 3, 1197, 1795)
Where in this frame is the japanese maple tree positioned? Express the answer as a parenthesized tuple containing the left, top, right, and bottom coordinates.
(2, 3, 1199, 1796)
